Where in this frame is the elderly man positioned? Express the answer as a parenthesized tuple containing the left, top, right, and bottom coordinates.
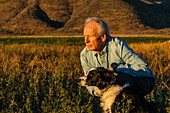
(80, 17, 155, 96)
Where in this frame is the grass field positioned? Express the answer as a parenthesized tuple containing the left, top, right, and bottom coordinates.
(0, 37, 169, 45)
(0, 37, 169, 113)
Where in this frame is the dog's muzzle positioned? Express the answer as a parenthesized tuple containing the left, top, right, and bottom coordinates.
(77, 76, 87, 86)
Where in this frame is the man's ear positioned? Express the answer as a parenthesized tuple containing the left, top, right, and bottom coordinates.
(101, 33, 107, 42)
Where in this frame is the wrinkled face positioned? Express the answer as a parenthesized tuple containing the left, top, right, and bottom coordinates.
(83, 22, 106, 54)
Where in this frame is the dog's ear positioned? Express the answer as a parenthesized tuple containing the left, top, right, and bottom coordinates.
(105, 70, 117, 80)
(96, 67, 106, 71)
(96, 67, 117, 81)
(94, 67, 105, 80)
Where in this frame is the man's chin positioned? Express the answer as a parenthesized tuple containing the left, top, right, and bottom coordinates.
(87, 47, 94, 51)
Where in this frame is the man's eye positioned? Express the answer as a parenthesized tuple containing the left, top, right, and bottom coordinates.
(89, 35, 94, 38)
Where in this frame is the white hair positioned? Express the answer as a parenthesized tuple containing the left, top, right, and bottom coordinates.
(84, 17, 110, 36)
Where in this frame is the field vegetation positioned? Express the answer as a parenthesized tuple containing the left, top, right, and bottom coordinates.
(0, 37, 169, 45)
(0, 37, 169, 112)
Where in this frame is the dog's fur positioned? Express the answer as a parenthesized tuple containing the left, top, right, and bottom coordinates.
(78, 67, 158, 113)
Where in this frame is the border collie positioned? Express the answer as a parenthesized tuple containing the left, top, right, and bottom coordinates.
(78, 67, 157, 113)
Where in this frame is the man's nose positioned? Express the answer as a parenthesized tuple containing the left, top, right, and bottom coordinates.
(85, 36, 90, 43)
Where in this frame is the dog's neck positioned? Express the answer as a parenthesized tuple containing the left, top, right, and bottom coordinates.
(102, 80, 115, 93)
(108, 79, 115, 86)
(94, 83, 130, 97)
(94, 80, 115, 96)
(94, 85, 115, 97)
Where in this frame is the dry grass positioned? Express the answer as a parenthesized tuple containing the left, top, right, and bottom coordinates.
(0, 42, 169, 112)
(129, 42, 169, 77)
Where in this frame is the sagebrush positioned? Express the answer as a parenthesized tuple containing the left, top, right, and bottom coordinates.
(0, 42, 169, 112)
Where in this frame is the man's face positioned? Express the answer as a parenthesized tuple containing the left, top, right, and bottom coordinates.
(83, 22, 106, 53)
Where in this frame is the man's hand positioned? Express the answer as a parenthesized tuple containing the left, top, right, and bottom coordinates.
(108, 67, 114, 71)
(108, 63, 118, 72)
(108, 63, 118, 76)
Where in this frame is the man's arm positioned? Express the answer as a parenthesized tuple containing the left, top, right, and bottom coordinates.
(112, 38, 155, 78)
(80, 54, 100, 96)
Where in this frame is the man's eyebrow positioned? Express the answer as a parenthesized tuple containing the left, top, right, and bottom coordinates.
(84, 34, 90, 37)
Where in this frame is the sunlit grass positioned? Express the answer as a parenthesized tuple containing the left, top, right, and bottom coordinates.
(0, 41, 169, 112)
(0, 37, 169, 45)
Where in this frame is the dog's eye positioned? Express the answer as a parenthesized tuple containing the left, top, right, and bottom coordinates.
(87, 74, 93, 79)
(88, 73, 93, 76)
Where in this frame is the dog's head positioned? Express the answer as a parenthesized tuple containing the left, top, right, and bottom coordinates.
(78, 67, 116, 89)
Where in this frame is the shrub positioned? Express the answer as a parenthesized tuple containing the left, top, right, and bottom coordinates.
(0, 41, 169, 112)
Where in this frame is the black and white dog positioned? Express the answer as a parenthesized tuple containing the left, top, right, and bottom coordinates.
(78, 67, 157, 113)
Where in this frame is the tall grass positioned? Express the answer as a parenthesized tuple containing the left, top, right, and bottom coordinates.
(0, 37, 169, 45)
(129, 42, 169, 113)
(0, 41, 169, 112)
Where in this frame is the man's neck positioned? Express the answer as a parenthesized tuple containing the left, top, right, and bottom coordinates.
(95, 39, 108, 54)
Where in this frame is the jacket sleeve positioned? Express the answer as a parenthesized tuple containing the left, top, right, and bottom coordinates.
(80, 54, 90, 76)
(80, 54, 100, 96)
(115, 39, 155, 78)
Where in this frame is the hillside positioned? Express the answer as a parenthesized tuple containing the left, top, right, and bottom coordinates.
(0, 0, 170, 35)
